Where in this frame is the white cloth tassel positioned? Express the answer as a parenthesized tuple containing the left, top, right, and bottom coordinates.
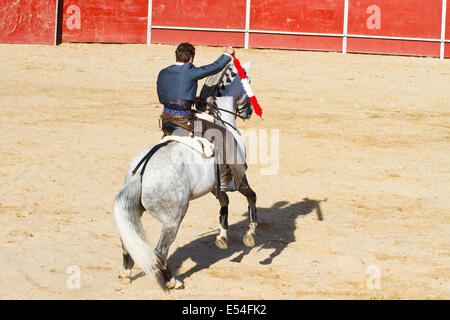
(241, 78, 254, 98)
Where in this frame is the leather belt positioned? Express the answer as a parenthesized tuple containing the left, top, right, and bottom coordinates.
(164, 99, 192, 111)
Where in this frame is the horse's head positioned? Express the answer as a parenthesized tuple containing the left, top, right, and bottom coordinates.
(232, 61, 253, 120)
(219, 60, 254, 120)
(199, 60, 254, 121)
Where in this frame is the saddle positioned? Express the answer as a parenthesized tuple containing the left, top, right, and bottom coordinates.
(159, 135, 215, 158)
(131, 133, 215, 180)
(135, 112, 217, 180)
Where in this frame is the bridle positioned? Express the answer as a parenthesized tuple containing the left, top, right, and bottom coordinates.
(200, 68, 252, 131)
(203, 95, 251, 132)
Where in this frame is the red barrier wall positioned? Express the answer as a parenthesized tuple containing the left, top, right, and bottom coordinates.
(0, 0, 57, 45)
(250, 34, 343, 52)
(149, 0, 447, 58)
(348, 0, 442, 38)
(150, 0, 247, 47)
(347, 0, 443, 57)
(446, 4, 450, 58)
(1, 0, 448, 59)
(151, 29, 245, 47)
(348, 38, 440, 57)
(250, 0, 345, 33)
(249, 0, 344, 51)
(447, 3, 450, 40)
(61, 0, 148, 43)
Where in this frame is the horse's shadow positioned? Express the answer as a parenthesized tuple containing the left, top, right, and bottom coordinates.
(167, 197, 326, 282)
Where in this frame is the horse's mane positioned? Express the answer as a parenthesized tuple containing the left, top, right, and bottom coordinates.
(197, 63, 237, 111)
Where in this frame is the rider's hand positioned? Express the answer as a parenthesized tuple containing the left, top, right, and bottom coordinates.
(225, 46, 235, 57)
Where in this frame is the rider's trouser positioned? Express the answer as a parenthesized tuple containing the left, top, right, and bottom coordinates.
(194, 118, 247, 191)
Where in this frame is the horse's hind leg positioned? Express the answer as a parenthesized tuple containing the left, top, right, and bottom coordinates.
(238, 176, 257, 247)
(155, 219, 185, 290)
(213, 191, 229, 249)
(119, 242, 134, 284)
(119, 208, 145, 284)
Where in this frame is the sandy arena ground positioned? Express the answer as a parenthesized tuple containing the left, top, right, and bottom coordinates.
(0, 43, 449, 299)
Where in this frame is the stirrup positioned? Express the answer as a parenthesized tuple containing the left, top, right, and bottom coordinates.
(216, 179, 236, 193)
(219, 178, 247, 192)
(223, 179, 237, 192)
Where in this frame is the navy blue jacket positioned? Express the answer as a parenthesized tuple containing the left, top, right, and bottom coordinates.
(157, 53, 232, 105)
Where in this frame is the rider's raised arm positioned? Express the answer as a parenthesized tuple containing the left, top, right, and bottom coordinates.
(190, 53, 232, 81)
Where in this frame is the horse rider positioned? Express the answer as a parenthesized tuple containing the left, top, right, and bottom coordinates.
(156, 42, 248, 192)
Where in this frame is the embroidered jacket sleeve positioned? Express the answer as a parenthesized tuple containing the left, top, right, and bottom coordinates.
(156, 53, 232, 104)
(189, 53, 232, 80)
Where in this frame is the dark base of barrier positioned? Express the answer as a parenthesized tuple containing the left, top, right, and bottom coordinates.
(1, 300, 446, 319)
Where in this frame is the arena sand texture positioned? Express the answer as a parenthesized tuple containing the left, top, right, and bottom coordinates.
(0, 43, 449, 299)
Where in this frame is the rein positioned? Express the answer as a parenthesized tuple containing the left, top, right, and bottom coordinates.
(204, 95, 250, 132)
(214, 102, 249, 118)
(203, 101, 238, 131)
(202, 80, 249, 131)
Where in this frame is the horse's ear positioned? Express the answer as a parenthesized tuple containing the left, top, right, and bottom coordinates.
(242, 59, 252, 72)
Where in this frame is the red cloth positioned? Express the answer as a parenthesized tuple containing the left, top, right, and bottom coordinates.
(233, 57, 263, 117)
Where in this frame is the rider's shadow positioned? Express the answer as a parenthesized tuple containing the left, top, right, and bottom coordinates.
(168, 197, 326, 282)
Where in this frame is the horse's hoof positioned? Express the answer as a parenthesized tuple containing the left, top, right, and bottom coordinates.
(118, 275, 132, 284)
(243, 232, 255, 247)
(166, 278, 184, 290)
(174, 280, 185, 290)
(215, 236, 228, 249)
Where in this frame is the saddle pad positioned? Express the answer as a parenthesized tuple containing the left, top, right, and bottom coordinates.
(160, 135, 215, 158)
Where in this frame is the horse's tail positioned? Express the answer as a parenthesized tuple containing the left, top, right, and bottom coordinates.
(113, 174, 167, 290)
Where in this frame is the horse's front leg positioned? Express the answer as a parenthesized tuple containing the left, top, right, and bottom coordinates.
(239, 176, 257, 247)
(214, 191, 229, 249)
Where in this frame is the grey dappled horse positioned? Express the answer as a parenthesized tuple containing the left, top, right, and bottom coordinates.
(113, 61, 257, 290)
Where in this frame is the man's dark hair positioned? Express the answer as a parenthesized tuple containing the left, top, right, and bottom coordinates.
(175, 43, 195, 63)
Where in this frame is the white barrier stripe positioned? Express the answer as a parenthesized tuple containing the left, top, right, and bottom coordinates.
(147, 0, 153, 45)
(54, 0, 60, 45)
(250, 29, 343, 37)
(241, 79, 254, 98)
(347, 34, 442, 42)
(245, 0, 251, 49)
(343, 0, 349, 53)
(441, 0, 447, 59)
(151, 26, 341, 37)
(151, 26, 444, 43)
(151, 26, 245, 33)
